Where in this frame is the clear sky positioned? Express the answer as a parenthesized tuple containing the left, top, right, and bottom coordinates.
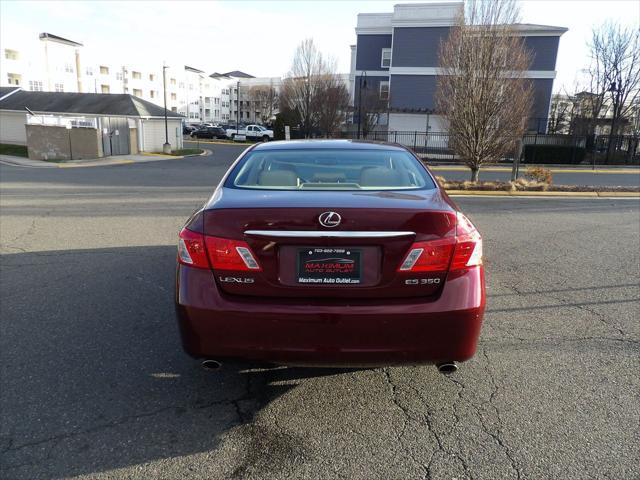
(1, 0, 638, 92)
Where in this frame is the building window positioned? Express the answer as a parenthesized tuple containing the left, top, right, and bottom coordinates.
(379, 81, 389, 100)
(124, 87, 129, 93)
(101, 84, 110, 94)
(170, 78, 176, 85)
(7, 73, 21, 85)
(85, 67, 93, 76)
(132, 71, 141, 79)
(64, 63, 74, 73)
(100, 66, 109, 75)
(55, 83, 64, 92)
(149, 74, 155, 81)
(150, 90, 155, 98)
(171, 93, 177, 100)
(381, 48, 392, 68)
(116, 71, 124, 81)
(5, 49, 19, 60)
(28, 80, 43, 91)
(171, 107, 177, 112)
(133, 88, 142, 97)
(179, 82, 184, 88)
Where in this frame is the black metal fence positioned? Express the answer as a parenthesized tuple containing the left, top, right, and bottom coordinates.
(336, 130, 640, 166)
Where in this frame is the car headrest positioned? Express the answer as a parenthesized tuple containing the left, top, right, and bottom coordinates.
(258, 170, 298, 187)
(360, 167, 404, 187)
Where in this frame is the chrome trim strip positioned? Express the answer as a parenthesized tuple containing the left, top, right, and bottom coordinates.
(244, 230, 415, 238)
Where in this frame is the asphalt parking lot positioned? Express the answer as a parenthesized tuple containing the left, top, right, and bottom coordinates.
(1, 147, 639, 479)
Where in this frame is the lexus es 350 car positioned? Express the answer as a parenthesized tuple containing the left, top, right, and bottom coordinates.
(175, 140, 485, 372)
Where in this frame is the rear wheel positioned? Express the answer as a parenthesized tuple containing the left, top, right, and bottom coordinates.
(231, 134, 236, 140)
(262, 135, 270, 142)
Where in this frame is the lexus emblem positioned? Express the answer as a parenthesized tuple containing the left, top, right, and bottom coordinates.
(318, 211, 341, 228)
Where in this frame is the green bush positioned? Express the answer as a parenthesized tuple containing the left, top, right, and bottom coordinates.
(0, 143, 28, 157)
(523, 145, 586, 165)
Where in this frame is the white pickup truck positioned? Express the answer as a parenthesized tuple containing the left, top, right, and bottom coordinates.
(226, 124, 274, 141)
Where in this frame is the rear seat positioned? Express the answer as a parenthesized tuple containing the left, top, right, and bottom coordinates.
(258, 170, 299, 187)
(360, 167, 404, 187)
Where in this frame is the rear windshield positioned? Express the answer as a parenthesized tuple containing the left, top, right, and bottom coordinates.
(227, 148, 435, 191)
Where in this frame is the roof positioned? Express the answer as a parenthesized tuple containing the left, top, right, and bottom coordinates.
(512, 23, 568, 34)
(252, 139, 407, 151)
(39, 32, 83, 47)
(0, 90, 183, 118)
(209, 72, 230, 79)
(222, 70, 255, 78)
(0, 86, 21, 100)
(184, 65, 205, 74)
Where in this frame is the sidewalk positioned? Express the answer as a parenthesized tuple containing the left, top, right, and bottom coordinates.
(0, 151, 209, 168)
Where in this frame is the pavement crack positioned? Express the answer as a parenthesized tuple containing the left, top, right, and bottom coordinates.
(381, 368, 430, 479)
(480, 348, 523, 480)
(4, 397, 240, 455)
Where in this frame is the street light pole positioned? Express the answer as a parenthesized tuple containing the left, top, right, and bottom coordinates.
(356, 71, 367, 139)
(236, 81, 240, 136)
(605, 81, 619, 165)
(162, 64, 171, 154)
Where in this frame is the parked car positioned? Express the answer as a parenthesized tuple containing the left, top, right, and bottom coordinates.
(225, 124, 274, 141)
(183, 124, 197, 135)
(191, 126, 228, 139)
(175, 140, 485, 372)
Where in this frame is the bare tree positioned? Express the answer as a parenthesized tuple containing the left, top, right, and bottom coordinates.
(589, 22, 640, 136)
(280, 39, 325, 137)
(315, 70, 350, 137)
(248, 82, 279, 125)
(359, 88, 388, 138)
(436, 0, 533, 181)
(280, 39, 349, 137)
(547, 93, 573, 134)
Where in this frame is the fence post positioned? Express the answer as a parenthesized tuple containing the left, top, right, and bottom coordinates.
(413, 131, 417, 151)
(394, 131, 397, 144)
(511, 137, 523, 181)
(424, 132, 428, 161)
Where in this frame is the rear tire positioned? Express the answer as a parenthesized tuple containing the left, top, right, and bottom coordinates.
(262, 135, 269, 142)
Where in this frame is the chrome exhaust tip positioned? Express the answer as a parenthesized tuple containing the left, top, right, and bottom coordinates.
(436, 362, 458, 374)
(201, 359, 222, 371)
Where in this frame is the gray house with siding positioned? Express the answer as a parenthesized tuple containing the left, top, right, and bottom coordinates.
(349, 1, 567, 133)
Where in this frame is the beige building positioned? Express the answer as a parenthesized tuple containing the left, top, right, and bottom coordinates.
(0, 86, 183, 157)
(1, 32, 287, 125)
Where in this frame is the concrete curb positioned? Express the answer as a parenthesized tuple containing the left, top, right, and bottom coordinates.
(0, 149, 212, 169)
(447, 189, 640, 198)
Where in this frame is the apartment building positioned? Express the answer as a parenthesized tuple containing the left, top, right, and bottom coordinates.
(1, 33, 280, 125)
(350, 1, 567, 133)
(549, 92, 640, 135)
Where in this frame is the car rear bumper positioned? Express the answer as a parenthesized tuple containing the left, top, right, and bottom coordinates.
(175, 265, 486, 366)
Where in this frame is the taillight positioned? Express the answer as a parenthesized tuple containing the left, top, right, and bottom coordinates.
(398, 238, 455, 272)
(204, 236, 261, 271)
(178, 229, 261, 271)
(178, 227, 209, 268)
(398, 212, 482, 273)
(451, 212, 483, 270)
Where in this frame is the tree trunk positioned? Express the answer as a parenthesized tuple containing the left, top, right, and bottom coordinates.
(470, 167, 480, 182)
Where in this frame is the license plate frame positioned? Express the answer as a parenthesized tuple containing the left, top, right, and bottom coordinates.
(296, 247, 362, 285)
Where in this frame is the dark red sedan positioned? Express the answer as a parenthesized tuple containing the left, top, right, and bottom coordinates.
(175, 140, 485, 373)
